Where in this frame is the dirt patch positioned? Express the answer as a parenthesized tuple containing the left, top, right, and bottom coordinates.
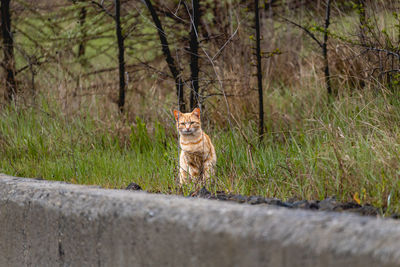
(125, 184, 398, 219)
(191, 187, 394, 218)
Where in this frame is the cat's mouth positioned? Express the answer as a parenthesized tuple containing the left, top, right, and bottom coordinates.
(181, 129, 195, 135)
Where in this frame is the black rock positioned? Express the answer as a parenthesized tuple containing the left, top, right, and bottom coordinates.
(247, 196, 265, 205)
(265, 198, 293, 208)
(197, 187, 212, 198)
(391, 213, 400, 219)
(292, 200, 310, 209)
(216, 193, 228, 201)
(308, 200, 319, 210)
(265, 198, 282, 205)
(340, 202, 362, 210)
(350, 205, 379, 216)
(319, 197, 338, 211)
(282, 202, 294, 208)
(125, 182, 142, 191)
(287, 197, 300, 203)
(229, 194, 247, 203)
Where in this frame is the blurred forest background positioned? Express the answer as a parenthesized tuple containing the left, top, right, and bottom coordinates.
(1, 0, 400, 214)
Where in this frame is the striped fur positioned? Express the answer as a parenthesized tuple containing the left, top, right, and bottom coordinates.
(173, 108, 217, 185)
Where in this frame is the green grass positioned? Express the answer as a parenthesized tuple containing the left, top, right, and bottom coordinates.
(0, 103, 178, 191)
(2, 0, 399, 218)
(1, 89, 400, 216)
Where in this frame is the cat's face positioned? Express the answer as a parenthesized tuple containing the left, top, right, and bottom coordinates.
(173, 108, 201, 136)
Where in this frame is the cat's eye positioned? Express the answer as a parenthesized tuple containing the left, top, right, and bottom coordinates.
(180, 123, 185, 125)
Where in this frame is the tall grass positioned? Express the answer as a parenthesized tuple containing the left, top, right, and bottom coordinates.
(1, 0, 399, 216)
(1, 87, 400, 215)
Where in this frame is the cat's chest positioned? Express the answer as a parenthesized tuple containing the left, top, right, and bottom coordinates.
(180, 135, 204, 150)
(180, 141, 207, 163)
(182, 144, 206, 158)
(184, 151, 204, 167)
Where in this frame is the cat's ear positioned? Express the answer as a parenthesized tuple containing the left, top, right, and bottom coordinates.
(173, 110, 181, 121)
(192, 108, 200, 119)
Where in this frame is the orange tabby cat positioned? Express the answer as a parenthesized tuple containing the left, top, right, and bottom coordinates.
(173, 108, 216, 185)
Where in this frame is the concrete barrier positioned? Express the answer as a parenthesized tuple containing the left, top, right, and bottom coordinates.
(0, 174, 400, 267)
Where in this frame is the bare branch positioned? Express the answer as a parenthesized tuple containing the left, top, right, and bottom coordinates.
(279, 16, 323, 48)
(89, 0, 115, 19)
(360, 46, 400, 60)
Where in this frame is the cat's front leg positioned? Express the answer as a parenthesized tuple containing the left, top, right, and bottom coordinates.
(202, 160, 215, 183)
(179, 152, 190, 184)
(179, 168, 189, 185)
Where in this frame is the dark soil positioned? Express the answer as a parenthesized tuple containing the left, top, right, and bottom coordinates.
(125, 183, 399, 219)
(125, 182, 142, 191)
(190, 187, 396, 218)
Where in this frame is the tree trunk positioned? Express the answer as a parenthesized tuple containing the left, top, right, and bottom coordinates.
(1, 0, 17, 102)
(115, 0, 126, 113)
(144, 0, 186, 112)
(189, 0, 200, 110)
(255, 0, 264, 140)
(77, 6, 87, 58)
(323, 0, 332, 95)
